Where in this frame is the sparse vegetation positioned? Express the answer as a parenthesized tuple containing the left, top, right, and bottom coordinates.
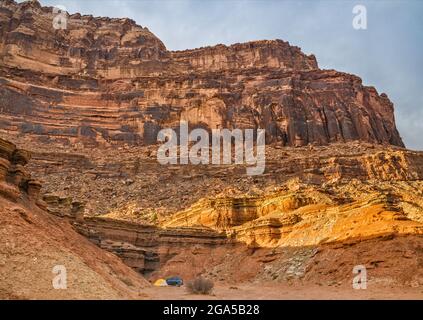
(186, 277, 214, 295)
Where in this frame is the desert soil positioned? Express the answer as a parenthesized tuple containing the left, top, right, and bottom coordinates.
(142, 283, 423, 300)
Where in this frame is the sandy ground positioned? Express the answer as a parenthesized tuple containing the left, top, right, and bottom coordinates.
(142, 283, 423, 300)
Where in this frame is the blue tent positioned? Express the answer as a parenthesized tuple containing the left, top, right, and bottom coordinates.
(166, 276, 183, 286)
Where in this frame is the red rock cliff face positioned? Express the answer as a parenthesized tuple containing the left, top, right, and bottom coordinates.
(0, 0, 404, 147)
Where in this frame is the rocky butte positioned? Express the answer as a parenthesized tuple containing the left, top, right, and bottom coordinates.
(0, 0, 422, 299)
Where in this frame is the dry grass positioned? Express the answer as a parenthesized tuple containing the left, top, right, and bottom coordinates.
(186, 277, 214, 295)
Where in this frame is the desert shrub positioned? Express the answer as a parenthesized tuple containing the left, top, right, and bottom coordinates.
(186, 277, 214, 295)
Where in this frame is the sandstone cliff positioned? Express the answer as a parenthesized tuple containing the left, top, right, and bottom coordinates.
(0, 0, 404, 147)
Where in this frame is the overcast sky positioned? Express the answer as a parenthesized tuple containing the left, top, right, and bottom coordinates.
(34, 0, 423, 150)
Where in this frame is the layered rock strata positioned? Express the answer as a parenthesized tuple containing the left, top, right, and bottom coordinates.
(0, 137, 42, 204)
(163, 181, 423, 247)
(6, 136, 421, 218)
(0, 0, 404, 148)
(74, 217, 230, 275)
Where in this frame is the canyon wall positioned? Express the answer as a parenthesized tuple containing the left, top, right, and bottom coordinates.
(0, 0, 404, 148)
(73, 217, 232, 276)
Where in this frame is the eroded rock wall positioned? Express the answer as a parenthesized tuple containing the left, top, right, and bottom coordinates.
(0, 0, 404, 148)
